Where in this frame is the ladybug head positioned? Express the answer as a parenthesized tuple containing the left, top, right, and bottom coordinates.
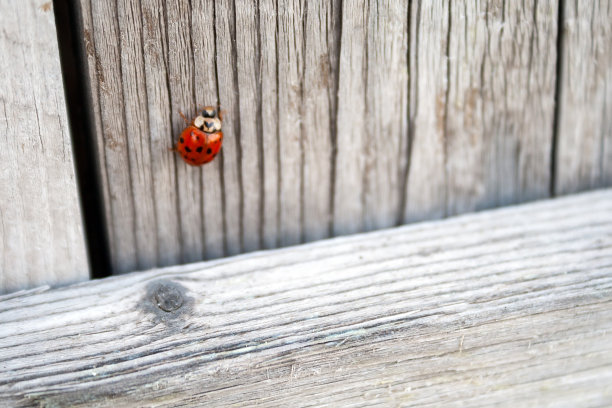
(201, 106, 217, 118)
(193, 115, 222, 133)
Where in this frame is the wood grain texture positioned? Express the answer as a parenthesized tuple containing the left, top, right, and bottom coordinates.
(0, 0, 88, 293)
(235, 0, 263, 253)
(215, 0, 243, 256)
(78, 0, 567, 274)
(192, 0, 225, 260)
(555, 0, 612, 194)
(77, 0, 344, 271)
(403, 0, 449, 222)
(446, 0, 558, 212)
(302, 0, 342, 242)
(276, 0, 305, 246)
(87, 0, 139, 272)
(1, 190, 612, 406)
(259, 0, 280, 249)
(404, 0, 558, 222)
(334, 0, 409, 235)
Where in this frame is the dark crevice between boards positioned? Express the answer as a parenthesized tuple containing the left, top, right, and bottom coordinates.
(397, 0, 413, 226)
(328, 0, 343, 236)
(550, 0, 565, 197)
(52, 0, 112, 279)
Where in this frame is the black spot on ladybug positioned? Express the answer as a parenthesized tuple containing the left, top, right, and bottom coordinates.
(185, 146, 192, 153)
(203, 109, 216, 118)
(205, 122, 213, 129)
(196, 146, 203, 153)
(191, 157, 197, 162)
(207, 148, 212, 154)
(179, 137, 184, 144)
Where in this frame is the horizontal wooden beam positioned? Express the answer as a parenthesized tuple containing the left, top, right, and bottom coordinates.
(1, 190, 612, 407)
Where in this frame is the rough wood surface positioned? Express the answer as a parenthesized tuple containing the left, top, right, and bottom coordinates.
(0, 0, 89, 293)
(334, 0, 409, 235)
(404, 0, 558, 222)
(78, 0, 563, 274)
(403, 0, 449, 222)
(555, 0, 612, 194)
(1, 190, 612, 407)
(78, 0, 343, 271)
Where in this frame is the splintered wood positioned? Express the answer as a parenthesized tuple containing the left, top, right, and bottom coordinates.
(1, 190, 611, 407)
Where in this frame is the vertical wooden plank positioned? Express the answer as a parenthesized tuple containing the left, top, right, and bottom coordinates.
(235, 0, 263, 252)
(334, 0, 409, 235)
(446, 0, 558, 214)
(403, 0, 449, 222)
(140, 0, 181, 267)
(259, 0, 280, 249)
(0, 0, 88, 292)
(301, 0, 342, 241)
(81, 0, 214, 272)
(277, 0, 305, 245)
(116, 0, 157, 269)
(215, 0, 243, 256)
(404, 0, 557, 221)
(166, 0, 204, 264)
(363, 0, 409, 231)
(84, 0, 138, 273)
(80, 0, 241, 272)
(333, 0, 368, 235)
(79, 0, 114, 269)
(192, 0, 224, 259)
(556, 0, 612, 194)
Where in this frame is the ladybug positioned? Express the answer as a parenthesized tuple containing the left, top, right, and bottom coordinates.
(174, 106, 223, 166)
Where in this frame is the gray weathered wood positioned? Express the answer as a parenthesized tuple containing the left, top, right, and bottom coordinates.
(0, 0, 89, 293)
(77, 0, 345, 271)
(276, 0, 305, 246)
(302, 0, 341, 241)
(404, 0, 558, 222)
(142, 0, 184, 266)
(259, 0, 280, 249)
(193, 0, 225, 260)
(403, 0, 449, 222)
(235, 0, 263, 252)
(1, 190, 612, 407)
(555, 0, 612, 194)
(215, 0, 243, 256)
(78, 0, 565, 274)
(447, 0, 558, 211)
(334, 0, 409, 235)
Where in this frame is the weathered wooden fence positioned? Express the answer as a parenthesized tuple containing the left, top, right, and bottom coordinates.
(1, 0, 611, 291)
(1, 1, 612, 405)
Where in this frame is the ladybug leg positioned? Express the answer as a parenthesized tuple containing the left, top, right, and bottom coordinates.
(178, 110, 190, 125)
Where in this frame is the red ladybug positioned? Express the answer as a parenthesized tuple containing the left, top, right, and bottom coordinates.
(174, 106, 223, 166)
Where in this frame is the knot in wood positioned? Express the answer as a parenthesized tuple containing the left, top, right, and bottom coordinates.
(153, 282, 184, 312)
